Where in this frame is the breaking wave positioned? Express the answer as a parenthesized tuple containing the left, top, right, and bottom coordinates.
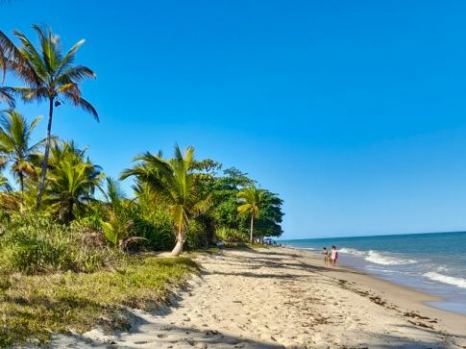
(339, 248, 417, 265)
(423, 272, 466, 289)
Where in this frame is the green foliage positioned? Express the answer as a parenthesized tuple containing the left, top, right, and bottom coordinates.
(0, 110, 42, 194)
(0, 214, 123, 274)
(215, 226, 247, 242)
(121, 145, 212, 255)
(134, 208, 176, 251)
(96, 178, 175, 250)
(184, 218, 212, 250)
(44, 141, 104, 223)
(254, 190, 284, 238)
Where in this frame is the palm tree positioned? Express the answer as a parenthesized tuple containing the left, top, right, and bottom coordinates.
(0, 110, 42, 196)
(45, 141, 103, 223)
(0, 25, 98, 209)
(237, 186, 265, 243)
(121, 145, 211, 256)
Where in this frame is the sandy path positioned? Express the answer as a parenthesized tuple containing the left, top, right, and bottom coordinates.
(52, 248, 466, 348)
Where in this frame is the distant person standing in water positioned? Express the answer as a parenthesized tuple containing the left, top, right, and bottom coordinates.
(330, 245, 338, 266)
(322, 247, 329, 264)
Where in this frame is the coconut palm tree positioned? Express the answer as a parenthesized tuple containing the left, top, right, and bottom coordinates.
(0, 110, 42, 196)
(0, 25, 98, 209)
(120, 145, 211, 256)
(45, 141, 103, 223)
(237, 186, 265, 243)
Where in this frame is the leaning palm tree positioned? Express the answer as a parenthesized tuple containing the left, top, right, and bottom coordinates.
(0, 110, 42, 196)
(45, 141, 103, 223)
(237, 186, 265, 243)
(0, 25, 98, 208)
(121, 145, 211, 256)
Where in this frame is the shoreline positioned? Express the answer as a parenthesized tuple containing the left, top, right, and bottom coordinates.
(52, 246, 466, 348)
(283, 246, 466, 338)
(284, 244, 466, 316)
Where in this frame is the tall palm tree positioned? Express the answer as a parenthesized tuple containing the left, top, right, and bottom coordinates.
(0, 110, 42, 196)
(45, 141, 103, 223)
(237, 186, 265, 243)
(121, 145, 211, 256)
(0, 25, 98, 209)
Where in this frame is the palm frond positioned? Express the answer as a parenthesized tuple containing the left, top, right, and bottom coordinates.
(63, 93, 98, 121)
(0, 30, 40, 85)
(56, 39, 85, 74)
(0, 87, 15, 107)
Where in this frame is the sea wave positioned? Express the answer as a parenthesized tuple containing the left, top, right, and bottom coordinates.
(339, 248, 417, 265)
(284, 245, 317, 251)
(423, 272, 466, 289)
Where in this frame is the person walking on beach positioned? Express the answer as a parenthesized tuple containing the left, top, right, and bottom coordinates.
(330, 245, 338, 266)
(322, 247, 329, 264)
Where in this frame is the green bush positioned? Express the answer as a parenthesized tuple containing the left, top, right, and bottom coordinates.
(0, 214, 124, 274)
(185, 219, 209, 250)
(216, 226, 247, 242)
(133, 211, 176, 251)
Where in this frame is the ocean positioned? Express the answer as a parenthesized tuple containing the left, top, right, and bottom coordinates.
(281, 231, 466, 315)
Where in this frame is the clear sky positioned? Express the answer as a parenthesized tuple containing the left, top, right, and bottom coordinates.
(2, 0, 466, 239)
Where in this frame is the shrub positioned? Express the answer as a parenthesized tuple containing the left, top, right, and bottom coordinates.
(216, 226, 247, 243)
(132, 216, 175, 251)
(0, 214, 124, 274)
(184, 219, 209, 250)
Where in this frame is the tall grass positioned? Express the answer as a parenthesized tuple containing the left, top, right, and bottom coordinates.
(0, 214, 123, 274)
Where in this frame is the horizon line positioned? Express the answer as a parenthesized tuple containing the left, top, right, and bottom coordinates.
(280, 230, 466, 241)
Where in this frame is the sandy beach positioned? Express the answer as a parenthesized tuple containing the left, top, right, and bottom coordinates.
(52, 247, 466, 348)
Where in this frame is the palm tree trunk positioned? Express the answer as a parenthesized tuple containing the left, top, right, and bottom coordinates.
(65, 199, 74, 224)
(36, 97, 54, 209)
(19, 171, 24, 211)
(250, 214, 254, 243)
(19, 171, 24, 196)
(171, 228, 185, 256)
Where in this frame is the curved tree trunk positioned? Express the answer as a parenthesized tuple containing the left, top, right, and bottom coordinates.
(250, 214, 254, 243)
(36, 97, 54, 209)
(171, 229, 185, 256)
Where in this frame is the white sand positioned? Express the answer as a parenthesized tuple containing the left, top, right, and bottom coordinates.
(52, 247, 466, 348)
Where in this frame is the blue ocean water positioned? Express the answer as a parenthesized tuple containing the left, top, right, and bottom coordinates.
(281, 232, 466, 315)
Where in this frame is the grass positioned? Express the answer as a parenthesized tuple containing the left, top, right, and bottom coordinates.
(0, 255, 199, 347)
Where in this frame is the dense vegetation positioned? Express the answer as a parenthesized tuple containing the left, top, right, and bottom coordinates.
(0, 25, 284, 345)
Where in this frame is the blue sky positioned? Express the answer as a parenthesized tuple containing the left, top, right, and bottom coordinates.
(2, 0, 466, 239)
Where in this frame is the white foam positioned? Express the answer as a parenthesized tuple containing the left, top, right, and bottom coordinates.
(365, 250, 417, 265)
(339, 247, 366, 256)
(339, 248, 417, 265)
(423, 272, 466, 289)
